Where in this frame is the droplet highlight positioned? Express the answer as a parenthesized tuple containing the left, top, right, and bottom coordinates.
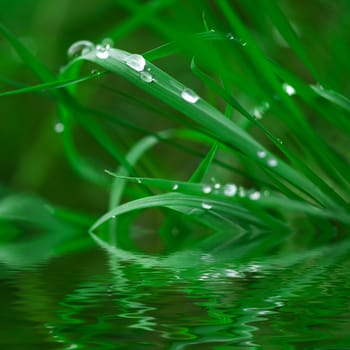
(257, 150, 267, 158)
(181, 88, 199, 104)
(267, 158, 278, 167)
(202, 185, 212, 194)
(172, 184, 179, 190)
(282, 83, 296, 96)
(54, 122, 64, 133)
(96, 43, 110, 59)
(125, 54, 146, 72)
(201, 203, 212, 210)
(223, 184, 237, 197)
(249, 191, 261, 201)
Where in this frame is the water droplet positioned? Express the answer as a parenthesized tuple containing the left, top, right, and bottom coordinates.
(140, 71, 153, 83)
(267, 158, 278, 167)
(276, 138, 283, 145)
(241, 41, 247, 47)
(101, 38, 113, 48)
(238, 187, 246, 197)
(214, 183, 221, 189)
(223, 184, 237, 197)
(111, 215, 116, 219)
(257, 150, 267, 158)
(90, 69, 101, 75)
(67, 40, 95, 58)
(253, 101, 270, 120)
(249, 191, 261, 201)
(136, 178, 142, 184)
(125, 54, 146, 72)
(282, 82, 296, 96)
(202, 185, 212, 194)
(54, 122, 64, 133)
(172, 184, 179, 190)
(181, 88, 199, 104)
(96, 43, 110, 59)
(201, 202, 212, 210)
(226, 33, 235, 40)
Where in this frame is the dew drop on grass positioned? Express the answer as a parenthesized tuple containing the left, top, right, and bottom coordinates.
(140, 71, 153, 83)
(96, 43, 110, 59)
(202, 185, 212, 194)
(223, 184, 237, 197)
(125, 54, 146, 72)
(54, 122, 64, 133)
(136, 178, 142, 184)
(257, 150, 267, 158)
(172, 183, 179, 190)
(181, 88, 199, 104)
(201, 202, 212, 210)
(226, 33, 235, 40)
(282, 82, 296, 96)
(267, 158, 278, 167)
(249, 191, 261, 201)
(214, 183, 221, 190)
(67, 40, 95, 58)
(238, 187, 246, 198)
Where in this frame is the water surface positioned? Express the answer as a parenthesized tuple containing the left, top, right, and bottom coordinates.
(1, 235, 350, 349)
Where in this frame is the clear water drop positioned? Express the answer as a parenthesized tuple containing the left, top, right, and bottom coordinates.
(282, 82, 296, 96)
(172, 183, 179, 190)
(54, 122, 64, 133)
(267, 158, 278, 167)
(140, 71, 153, 83)
(223, 184, 237, 197)
(125, 54, 146, 72)
(101, 38, 114, 48)
(214, 183, 221, 190)
(136, 178, 142, 184)
(181, 88, 199, 104)
(96, 43, 110, 59)
(226, 33, 235, 40)
(67, 40, 95, 58)
(276, 138, 283, 145)
(249, 191, 261, 201)
(201, 202, 212, 210)
(257, 150, 267, 158)
(202, 185, 212, 194)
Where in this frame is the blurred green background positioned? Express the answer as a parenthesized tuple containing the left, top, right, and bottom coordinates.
(1, 0, 350, 215)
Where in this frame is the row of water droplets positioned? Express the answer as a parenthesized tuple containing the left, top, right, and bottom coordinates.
(67, 39, 200, 104)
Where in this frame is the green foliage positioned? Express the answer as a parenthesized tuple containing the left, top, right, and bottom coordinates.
(1, 1, 349, 255)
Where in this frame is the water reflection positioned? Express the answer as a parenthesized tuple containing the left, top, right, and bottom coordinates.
(1, 239, 350, 349)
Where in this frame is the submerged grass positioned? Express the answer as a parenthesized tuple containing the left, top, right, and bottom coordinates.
(1, 1, 349, 255)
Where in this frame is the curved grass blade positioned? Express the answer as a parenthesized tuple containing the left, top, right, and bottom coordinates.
(69, 46, 342, 210)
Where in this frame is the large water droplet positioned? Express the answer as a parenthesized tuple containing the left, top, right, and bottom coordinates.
(172, 183, 179, 190)
(125, 54, 146, 72)
(67, 40, 95, 58)
(202, 185, 212, 194)
(181, 88, 199, 104)
(267, 158, 278, 167)
(214, 183, 221, 190)
(140, 71, 153, 83)
(201, 202, 212, 210)
(282, 83, 296, 96)
(223, 184, 237, 197)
